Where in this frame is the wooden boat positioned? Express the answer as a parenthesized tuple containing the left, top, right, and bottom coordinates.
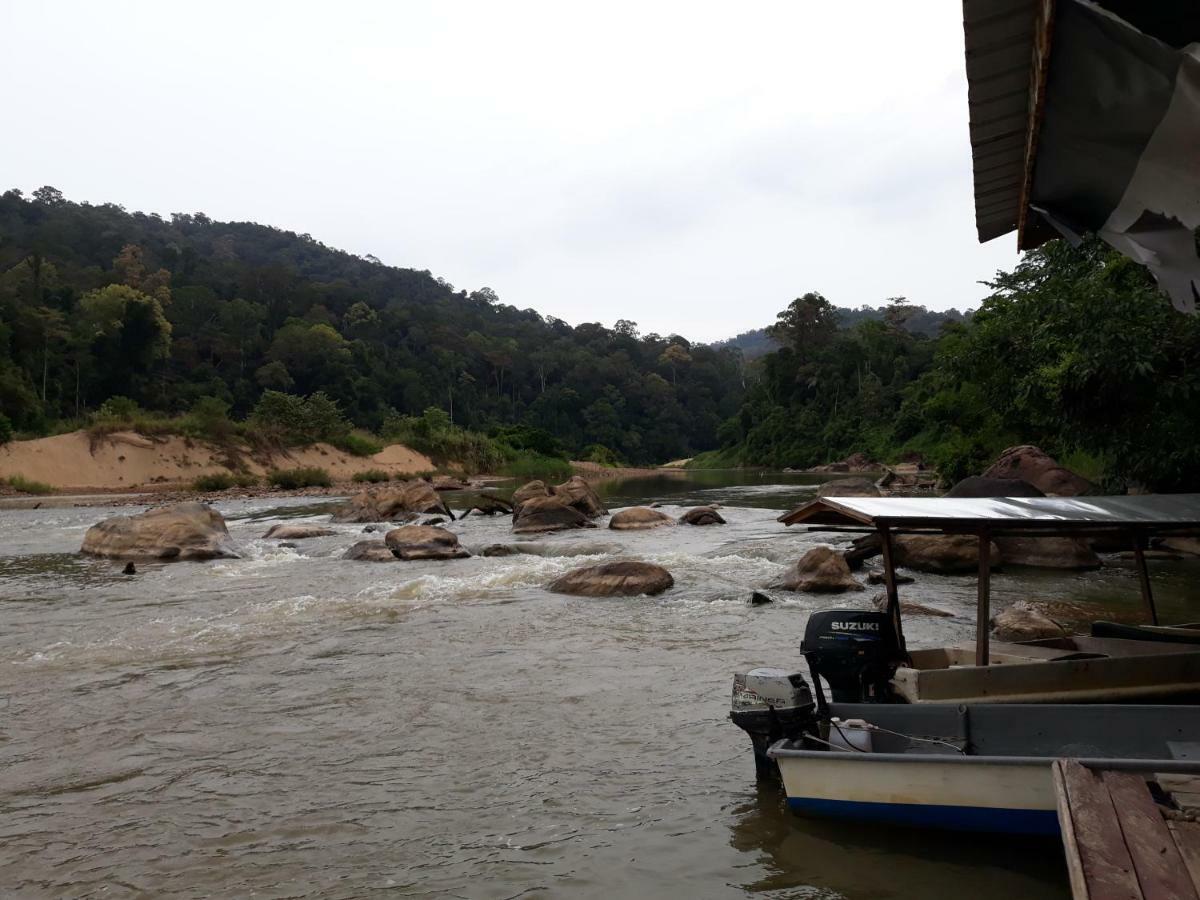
(766, 702, 1200, 835)
(779, 494, 1200, 705)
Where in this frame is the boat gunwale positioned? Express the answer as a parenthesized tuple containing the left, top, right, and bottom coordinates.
(767, 742, 1200, 773)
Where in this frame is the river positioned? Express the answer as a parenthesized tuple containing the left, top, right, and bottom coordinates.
(2, 470, 1196, 898)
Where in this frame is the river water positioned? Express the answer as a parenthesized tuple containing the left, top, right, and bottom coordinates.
(2, 471, 1197, 899)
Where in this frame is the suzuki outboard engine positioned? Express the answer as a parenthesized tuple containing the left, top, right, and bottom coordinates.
(801, 609, 904, 705)
(729, 668, 816, 778)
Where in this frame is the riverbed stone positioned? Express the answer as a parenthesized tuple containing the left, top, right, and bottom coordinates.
(892, 534, 999, 574)
(262, 523, 337, 540)
(512, 496, 594, 534)
(772, 545, 864, 592)
(982, 445, 1092, 496)
(996, 536, 1101, 569)
(553, 475, 608, 518)
(817, 477, 881, 498)
(81, 501, 238, 561)
(991, 602, 1067, 642)
(866, 569, 915, 585)
(333, 480, 452, 523)
(679, 506, 726, 526)
(871, 593, 953, 617)
(511, 480, 551, 515)
(944, 475, 1044, 498)
(384, 525, 470, 560)
(609, 507, 674, 530)
(548, 560, 674, 597)
(343, 540, 399, 561)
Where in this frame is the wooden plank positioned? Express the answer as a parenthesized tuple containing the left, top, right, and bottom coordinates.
(1167, 820, 1200, 892)
(1103, 770, 1199, 900)
(1056, 760, 1141, 900)
(1054, 760, 1093, 900)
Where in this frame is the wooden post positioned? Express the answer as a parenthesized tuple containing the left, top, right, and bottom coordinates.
(977, 526, 991, 667)
(1131, 529, 1160, 626)
(878, 525, 907, 654)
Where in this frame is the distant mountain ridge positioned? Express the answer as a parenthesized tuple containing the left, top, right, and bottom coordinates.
(711, 304, 969, 359)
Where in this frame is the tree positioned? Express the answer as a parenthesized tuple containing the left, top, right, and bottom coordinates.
(768, 292, 837, 359)
(659, 343, 691, 385)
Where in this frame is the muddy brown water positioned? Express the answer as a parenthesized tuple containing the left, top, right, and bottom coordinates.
(2, 471, 1197, 898)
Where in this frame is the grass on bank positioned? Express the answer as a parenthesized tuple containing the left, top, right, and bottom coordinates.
(267, 467, 332, 489)
(2, 474, 54, 495)
(351, 469, 390, 483)
(192, 472, 260, 492)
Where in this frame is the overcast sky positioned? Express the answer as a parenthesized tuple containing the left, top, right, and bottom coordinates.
(3, 1, 1020, 341)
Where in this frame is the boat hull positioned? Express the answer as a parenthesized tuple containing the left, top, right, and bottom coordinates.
(773, 751, 1059, 835)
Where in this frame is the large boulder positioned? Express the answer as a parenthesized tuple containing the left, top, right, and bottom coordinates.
(817, 477, 881, 498)
(343, 540, 399, 561)
(333, 480, 452, 523)
(384, 525, 470, 560)
(892, 534, 1000, 574)
(944, 476, 1044, 498)
(510, 480, 550, 515)
(609, 507, 674, 530)
(996, 536, 1101, 570)
(982, 446, 1092, 496)
(548, 561, 674, 597)
(679, 506, 726, 526)
(553, 475, 608, 518)
(772, 545, 865, 593)
(512, 496, 594, 534)
(991, 603, 1067, 642)
(263, 524, 337, 540)
(81, 502, 237, 561)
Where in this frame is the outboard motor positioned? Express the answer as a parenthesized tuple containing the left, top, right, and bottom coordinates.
(729, 668, 816, 778)
(801, 609, 904, 706)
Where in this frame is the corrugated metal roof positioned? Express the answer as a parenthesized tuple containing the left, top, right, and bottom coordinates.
(780, 494, 1200, 533)
(963, 0, 1038, 243)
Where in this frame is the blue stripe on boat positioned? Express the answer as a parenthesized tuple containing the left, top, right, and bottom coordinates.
(787, 797, 1060, 836)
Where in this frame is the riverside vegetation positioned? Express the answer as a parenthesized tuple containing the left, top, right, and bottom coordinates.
(1, 188, 1197, 491)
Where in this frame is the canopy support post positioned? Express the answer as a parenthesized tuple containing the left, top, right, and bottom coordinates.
(1131, 529, 1159, 625)
(878, 524, 907, 655)
(976, 526, 991, 667)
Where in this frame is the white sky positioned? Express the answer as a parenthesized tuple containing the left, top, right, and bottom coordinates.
(2, 1, 1020, 342)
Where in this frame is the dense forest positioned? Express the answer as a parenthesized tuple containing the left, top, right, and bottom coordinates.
(708, 239, 1200, 492)
(2, 188, 1196, 490)
(0, 188, 744, 465)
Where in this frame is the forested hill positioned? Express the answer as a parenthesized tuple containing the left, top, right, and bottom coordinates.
(0, 188, 744, 464)
(712, 307, 968, 361)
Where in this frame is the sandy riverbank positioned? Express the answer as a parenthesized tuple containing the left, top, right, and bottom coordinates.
(0, 430, 435, 492)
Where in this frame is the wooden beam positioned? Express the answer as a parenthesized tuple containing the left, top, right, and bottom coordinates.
(977, 526, 992, 667)
(1103, 770, 1199, 900)
(1131, 530, 1160, 626)
(1054, 759, 1141, 900)
(878, 524, 907, 654)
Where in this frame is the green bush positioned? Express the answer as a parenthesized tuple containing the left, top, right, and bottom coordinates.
(5, 474, 53, 495)
(96, 396, 141, 420)
(251, 391, 350, 446)
(492, 424, 566, 458)
(334, 430, 383, 457)
(193, 472, 235, 491)
(352, 468, 390, 483)
(381, 407, 506, 475)
(0, 412, 12, 445)
(500, 455, 573, 482)
(581, 443, 622, 467)
(183, 396, 235, 441)
(192, 471, 259, 491)
(267, 466, 332, 489)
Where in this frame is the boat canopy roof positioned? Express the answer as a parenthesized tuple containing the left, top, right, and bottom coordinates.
(779, 494, 1200, 537)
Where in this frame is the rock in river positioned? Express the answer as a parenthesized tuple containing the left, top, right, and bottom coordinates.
(679, 506, 726, 526)
(892, 534, 999, 575)
(548, 561, 674, 597)
(991, 603, 1066, 642)
(512, 496, 594, 534)
(553, 475, 608, 518)
(982, 445, 1092, 496)
(81, 501, 238, 561)
(996, 536, 1101, 570)
(332, 480, 452, 523)
(343, 540, 399, 561)
(772, 545, 864, 593)
(944, 475, 1044, 498)
(817, 477, 881, 498)
(263, 524, 337, 540)
(511, 480, 551, 515)
(609, 507, 674, 530)
(384, 525, 470, 561)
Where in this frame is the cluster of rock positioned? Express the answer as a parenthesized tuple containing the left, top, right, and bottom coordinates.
(332, 480, 453, 523)
(511, 476, 608, 533)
